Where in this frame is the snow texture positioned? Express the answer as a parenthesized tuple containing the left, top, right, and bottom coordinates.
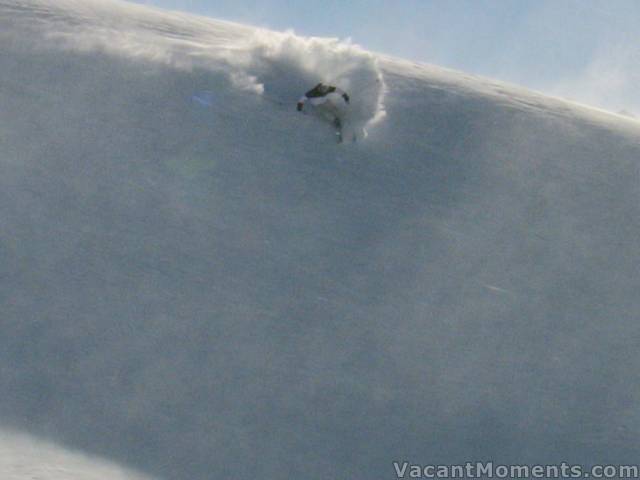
(1, 1, 640, 479)
(0, 431, 152, 480)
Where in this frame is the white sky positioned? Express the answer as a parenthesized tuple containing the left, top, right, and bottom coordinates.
(130, 0, 640, 114)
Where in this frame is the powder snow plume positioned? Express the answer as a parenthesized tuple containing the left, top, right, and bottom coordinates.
(2, 0, 640, 479)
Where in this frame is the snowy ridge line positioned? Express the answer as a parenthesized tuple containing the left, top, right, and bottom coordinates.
(4, 0, 640, 479)
(377, 54, 640, 131)
(0, 0, 386, 132)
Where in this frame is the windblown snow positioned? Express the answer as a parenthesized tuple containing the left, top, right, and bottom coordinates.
(2, 1, 640, 479)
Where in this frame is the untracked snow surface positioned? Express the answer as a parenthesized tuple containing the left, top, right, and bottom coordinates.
(0, 431, 152, 480)
(2, 1, 640, 479)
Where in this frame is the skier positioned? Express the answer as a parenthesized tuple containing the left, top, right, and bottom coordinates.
(297, 83, 350, 142)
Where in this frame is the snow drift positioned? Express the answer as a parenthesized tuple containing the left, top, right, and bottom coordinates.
(3, 0, 384, 134)
(0, 430, 152, 480)
(2, 0, 640, 479)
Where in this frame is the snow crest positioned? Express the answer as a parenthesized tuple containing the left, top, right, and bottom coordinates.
(1, 0, 386, 133)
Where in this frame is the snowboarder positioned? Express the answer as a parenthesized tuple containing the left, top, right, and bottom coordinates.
(297, 83, 350, 142)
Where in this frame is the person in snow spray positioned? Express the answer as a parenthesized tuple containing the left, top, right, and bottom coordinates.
(297, 83, 350, 143)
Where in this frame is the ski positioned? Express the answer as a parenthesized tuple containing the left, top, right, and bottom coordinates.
(334, 117, 343, 143)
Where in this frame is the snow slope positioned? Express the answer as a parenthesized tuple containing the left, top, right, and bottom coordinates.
(2, 1, 640, 479)
(0, 431, 152, 480)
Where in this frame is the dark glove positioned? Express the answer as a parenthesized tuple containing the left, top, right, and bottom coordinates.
(342, 93, 350, 103)
(297, 102, 304, 111)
